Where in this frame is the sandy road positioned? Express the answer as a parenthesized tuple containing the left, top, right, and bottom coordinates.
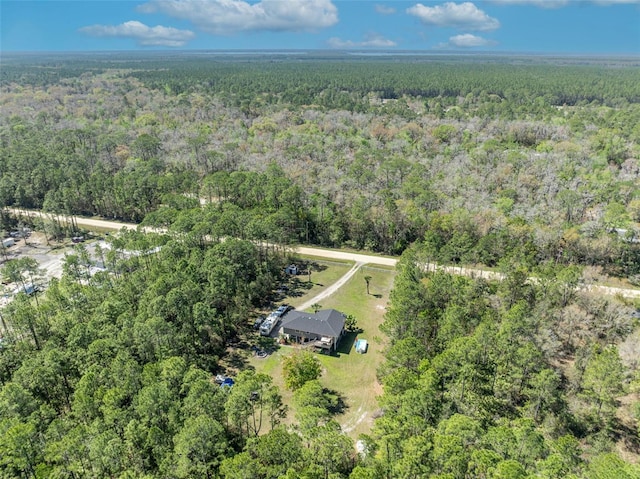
(6, 208, 640, 300)
(294, 246, 397, 267)
(8, 209, 140, 231)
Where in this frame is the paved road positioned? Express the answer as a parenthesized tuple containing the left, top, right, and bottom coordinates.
(6, 208, 640, 300)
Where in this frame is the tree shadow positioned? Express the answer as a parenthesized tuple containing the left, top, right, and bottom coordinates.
(224, 349, 249, 371)
(610, 418, 640, 455)
(323, 387, 349, 415)
(287, 277, 315, 297)
(253, 336, 280, 354)
(305, 261, 327, 273)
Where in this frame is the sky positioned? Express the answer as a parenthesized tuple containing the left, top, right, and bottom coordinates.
(1, 0, 639, 54)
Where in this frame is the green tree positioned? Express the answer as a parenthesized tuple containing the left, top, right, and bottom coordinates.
(133, 134, 162, 161)
(492, 459, 527, 479)
(225, 370, 285, 439)
(282, 351, 321, 391)
(293, 380, 341, 436)
(307, 422, 354, 479)
(2, 257, 43, 296)
(345, 314, 358, 332)
(219, 452, 259, 479)
(525, 368, 561, 423)
(246, 427, 305, 478)
(173, 415, 228, 478)
(585, 453, 640, 479)
(0, 418, 41, 478)
(580, 345, 626, 425)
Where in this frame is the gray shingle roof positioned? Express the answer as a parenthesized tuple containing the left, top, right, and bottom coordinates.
(280, 309, 346, 338)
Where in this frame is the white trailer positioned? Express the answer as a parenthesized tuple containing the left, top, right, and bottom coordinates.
(2, 238, 15, 248)
(259, 314, 279, 336)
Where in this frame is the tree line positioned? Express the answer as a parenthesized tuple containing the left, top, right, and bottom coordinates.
(351, 243, 640, 478)
(0, 229, 362, 478)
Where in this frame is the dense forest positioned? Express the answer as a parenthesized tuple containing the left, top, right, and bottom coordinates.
(1, 53, 639, 477)
(2, 54, 640, 276)
(359, 245, 640, 478)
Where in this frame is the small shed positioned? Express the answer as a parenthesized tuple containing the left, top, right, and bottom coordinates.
(284, 264, 300, 276)
(285, 264, 299, 275)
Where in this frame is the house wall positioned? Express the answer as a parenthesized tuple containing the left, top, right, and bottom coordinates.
(283, 327, 341, 350)
(283, 327, 322, 342)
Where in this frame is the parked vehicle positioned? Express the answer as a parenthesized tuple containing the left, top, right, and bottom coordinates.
(253, 316, 265, 329)
(274, 304, 292, 317)
(260, 313, 279, 336)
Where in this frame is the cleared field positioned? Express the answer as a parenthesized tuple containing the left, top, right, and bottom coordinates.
(250, 264, 396, 439)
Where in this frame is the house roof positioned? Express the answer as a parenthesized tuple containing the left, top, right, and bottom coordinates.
(280, 309, 346, 338)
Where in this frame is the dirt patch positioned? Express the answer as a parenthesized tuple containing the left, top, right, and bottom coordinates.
(373, 379, 384, 397)
(342, 406, 367, 433)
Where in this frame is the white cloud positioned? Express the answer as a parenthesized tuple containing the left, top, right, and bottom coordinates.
(489, 0, 568, 7)
(491, 0, 638, 6)
(407, 2, 500, 31)
(79, 21, 195, 47)
(591, 0, 640, 4)
(375, 4, 397, 14)
(448, 33, 496, 47)
(327, 33, 397, 48)
(138, 0, 338, 34)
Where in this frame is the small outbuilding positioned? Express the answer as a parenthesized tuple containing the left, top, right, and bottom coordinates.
(284, 264, 299, 275)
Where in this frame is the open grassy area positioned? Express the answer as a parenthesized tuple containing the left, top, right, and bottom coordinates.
(282, 256, 353, 309)
(249, 264, 396, 439)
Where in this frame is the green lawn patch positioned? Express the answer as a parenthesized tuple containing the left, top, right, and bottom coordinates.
(282, 256, 353, 309)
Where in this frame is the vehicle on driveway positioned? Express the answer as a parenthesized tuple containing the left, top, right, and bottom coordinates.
(275, 304, 293, 316)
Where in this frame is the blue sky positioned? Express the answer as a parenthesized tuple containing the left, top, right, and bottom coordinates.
(1, 1, 639, 54)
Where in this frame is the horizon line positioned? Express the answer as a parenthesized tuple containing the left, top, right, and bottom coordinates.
(2, 48, 639, 58)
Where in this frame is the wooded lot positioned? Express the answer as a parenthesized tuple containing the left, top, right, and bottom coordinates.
(1, 53, 639, 478)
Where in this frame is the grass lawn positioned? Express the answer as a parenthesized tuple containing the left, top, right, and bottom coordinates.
(249, 264, 396, 439)
(283, 256, 353, 310)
